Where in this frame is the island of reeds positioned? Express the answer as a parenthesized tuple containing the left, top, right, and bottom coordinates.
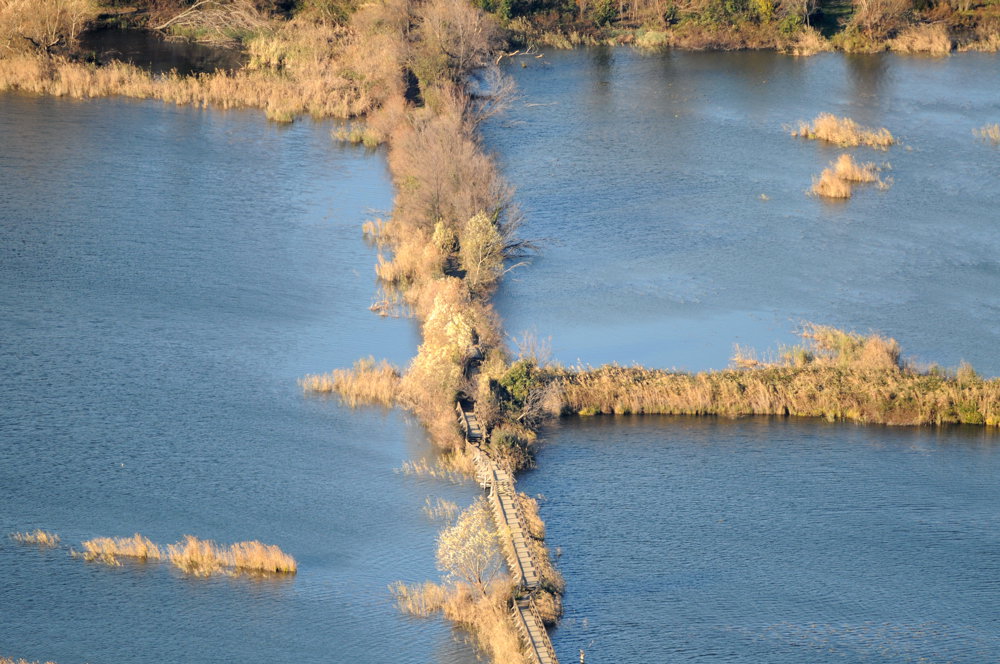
(4, 1, 1000, 662)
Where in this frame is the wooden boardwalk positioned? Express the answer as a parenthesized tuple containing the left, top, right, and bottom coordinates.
(457, 400, 559, 664)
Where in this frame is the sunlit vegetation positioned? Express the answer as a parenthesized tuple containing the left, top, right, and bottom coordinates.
(1, 657, 57, 664)
(810, 154, 886, 199)
(79, 533, 162, 565)
(10, 530, 60, 546)
(300, 356, 399, 406)
(391, 499, 528, 664)
(975, 123, 1000, 144)
(167, 535, 298, 575)
(793, 113, 895, 149)
(811, 166, 853, 198)
(69, 532, 295, 575)
(532, 325, 1000, 427)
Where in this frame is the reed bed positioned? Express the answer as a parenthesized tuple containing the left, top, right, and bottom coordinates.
(10, 530, 60, 547)
(1, 657, 57, 664)
(793, 113, 895, 149)
(299, 356, 399, 406)
(543, 326, 1000, 427)
(80, 533, 162, 566)
(167, 535, 297, 576)
(391, 580, 527, 663)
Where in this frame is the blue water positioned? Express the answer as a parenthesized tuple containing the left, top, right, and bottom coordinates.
(0, 93, 477, 664)
(485, 49, 1000, 375)
(486, 48, 1000, 663)
(520, 416, 1000, 663)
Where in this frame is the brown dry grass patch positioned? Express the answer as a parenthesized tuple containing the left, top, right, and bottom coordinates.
(889, 23, 952, 54)
(391, 580, 527, 664)
(167, 535, 297, 576)
(300, 356, 399, 406)
(793, 113, 895, 149)
(80, 533, 162, 566)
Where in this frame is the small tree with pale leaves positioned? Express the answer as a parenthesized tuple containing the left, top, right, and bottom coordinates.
(436, 497, 504, 595)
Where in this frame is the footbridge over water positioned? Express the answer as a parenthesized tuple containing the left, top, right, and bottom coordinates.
(456, 400, 559, 664)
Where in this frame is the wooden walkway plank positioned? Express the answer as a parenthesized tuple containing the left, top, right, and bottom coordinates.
(457, 400, 559, 664)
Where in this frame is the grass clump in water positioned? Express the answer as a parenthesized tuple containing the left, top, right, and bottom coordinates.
(300, 356, 400, 406)
(78, 533, 163, 566)
(793, 113, 895, 149)
(974, 123, 1000, 144)
(811, 154, 887, 199)
(167, 535, 297, 576)
(10, 530, 60, 547)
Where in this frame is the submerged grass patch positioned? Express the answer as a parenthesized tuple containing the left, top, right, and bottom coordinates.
(167, 535, 297, 576)
(79, 533, 162, 566)
(811, 154, 887, 199)
(300, 356, 399, 406)
(975, 123, 1000, 144)
(793, 113, 895, 149)
(10, 530, 60, 547)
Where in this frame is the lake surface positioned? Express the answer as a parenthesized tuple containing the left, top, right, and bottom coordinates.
(486, 50, 1000, 375)
(0, 94, 477, 664)
(519, 416, 1000, 663)
(487, 49, 1000, 662)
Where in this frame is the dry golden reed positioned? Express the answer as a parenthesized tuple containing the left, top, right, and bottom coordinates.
(811, 154, 885, 198)
(975, 123, 1000, 144)
(80, 533, 162, 566)
(300, 356, 399, 406)
(10, 530, 60, 547)
(167, 535, 297, 576)
(889, 23, 952, 54)
(1, 657, 57, 664)
(391, 580, 527, 664)
(545, 325, 1000, 427)
(793, 113, 895, 149)
(811, 168, 853, 198)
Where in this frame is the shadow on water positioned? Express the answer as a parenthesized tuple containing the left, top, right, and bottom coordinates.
(79, 28, 244, 76)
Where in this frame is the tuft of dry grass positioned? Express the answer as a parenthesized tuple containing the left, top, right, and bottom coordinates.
(811, 168, 853, 198)
(167, 535, 297, 576)
(811, 154, 886, 198)
(793, 113, 895, 149)
(889, 23, 952, 54)
(80, 533, 162, 566)
(300, 356, 399, 406)
(974, 123, 1000, 144)
(10, 530, 60, 547)
(832, 154, 879, 182)
(1, 657, 58, 664)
